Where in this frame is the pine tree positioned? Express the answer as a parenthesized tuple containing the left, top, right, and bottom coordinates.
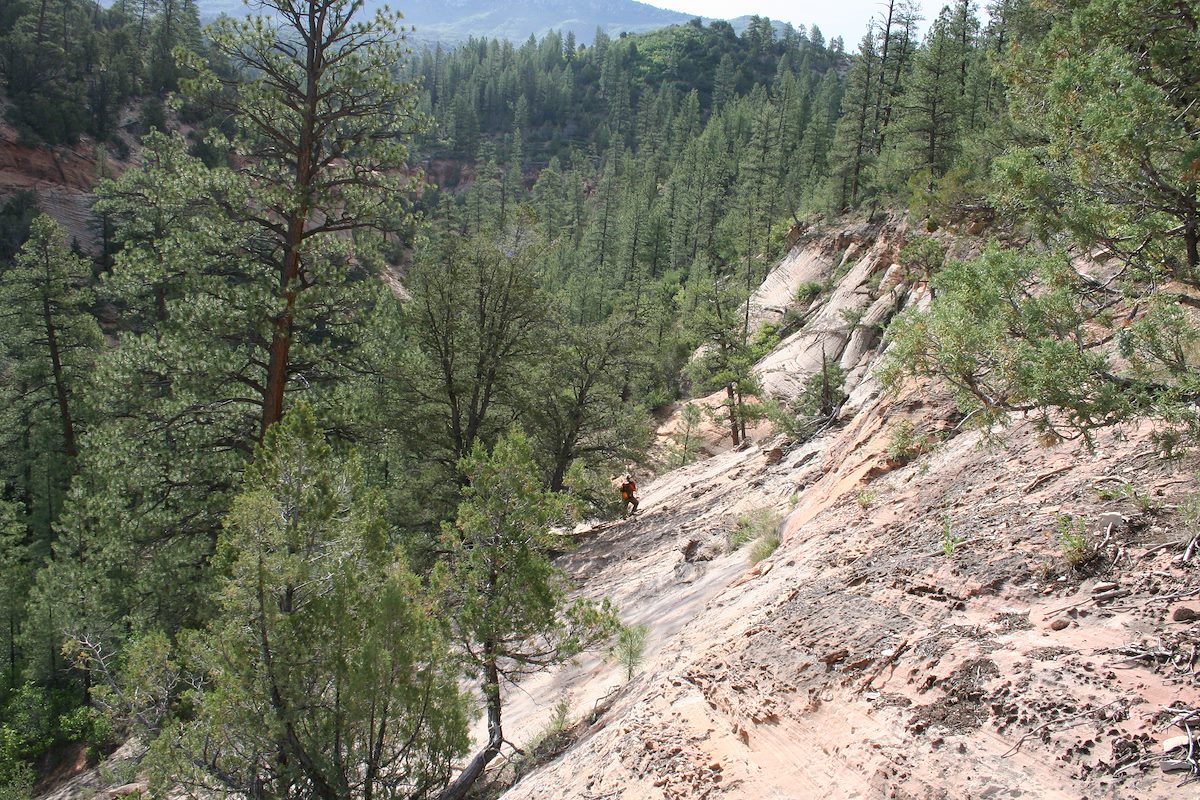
(791, 70, 840, 209)
(182, 0, 425, 437)
(827, 27, 881, 209)
(896, 8, 963, 186)
(151, 403, 468, 799)
(0, 500, 32, 694)
(685, 275, 760, 446)
(45, 129, 405, 643)
(437, 430, 619, 800)
(0, 215, 100, 532)
(997, 0, 1200, 274)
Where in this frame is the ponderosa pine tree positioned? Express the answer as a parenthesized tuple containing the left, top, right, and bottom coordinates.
(789, 70, 840, 208)
(730, 87, 783, 307)
(0, 215, 100, 535)
(42, 129, 405, 643)
(181, 0, 425, 438)
(872, 0, 922, 157)
(827, 26, 881, 209)
(0, 500, 31, 695)
(896, 8, 964, 187)
(36, 0, 427, 646)
(685, 274, 760, 446)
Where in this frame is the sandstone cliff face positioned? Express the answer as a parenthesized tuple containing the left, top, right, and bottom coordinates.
(0, 118, 135, 253)
(488, 222, 1200, 800)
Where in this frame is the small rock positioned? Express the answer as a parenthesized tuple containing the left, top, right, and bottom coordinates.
(1162, 735, 1193, 753)
(1173, 607, 1199, 623)
(1162, 759, 1193, 772)
(1049, 618, 1070, 631)
(1091, 581, 1119, 594)
(1096, 512, 1125, 531)
(708, 761, 722, 771)
(965, 219, 987, 235)
(820, 648, 850, 665)
(110, 785, 148, 799)
(764, 447, 784, 465)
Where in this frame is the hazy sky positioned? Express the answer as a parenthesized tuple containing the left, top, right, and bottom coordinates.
(650, 0, 950, 44)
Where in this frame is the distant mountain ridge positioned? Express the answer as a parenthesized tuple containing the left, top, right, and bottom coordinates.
(193, 0, 792, 44)
(196, 0, 694, 43)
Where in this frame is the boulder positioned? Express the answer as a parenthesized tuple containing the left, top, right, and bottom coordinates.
(1172, 606, 1198, 623)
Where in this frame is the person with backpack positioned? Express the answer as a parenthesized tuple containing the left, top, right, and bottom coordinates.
(619, 473, 638, 518)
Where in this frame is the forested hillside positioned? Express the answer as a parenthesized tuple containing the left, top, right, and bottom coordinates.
(1, 0, 1199, 796)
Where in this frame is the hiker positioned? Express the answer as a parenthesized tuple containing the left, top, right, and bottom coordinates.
(619, 473, 639, 517)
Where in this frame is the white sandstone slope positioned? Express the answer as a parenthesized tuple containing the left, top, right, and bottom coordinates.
(485, 218, 1200, 800)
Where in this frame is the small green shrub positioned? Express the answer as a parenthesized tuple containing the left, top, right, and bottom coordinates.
(0, 726, 35, 800)
(0, 682, 104, 798)
(941, 511, 964, 556)
(1057, 514, 1091, 567)
(795, 280, 824, 304)
(57, 706, 112, 758)
(749, 322, 782, 360)
(840, 307, 865, 328)
(1181, 492, 1200, 535)
(899, 234, 948, 285)
(1094, 481, 1159, 514)
(98, 758, 140, 790)
(764, 358, 848, 443)
(728, 508, 780, 551)
(748, 532, 781, 564)
(887, 419, 934, 463)
(780, 306, 807, 333)
(545, 696, 571, 738)
(667, 402, 705, 468)
(856, 488, 877, 508)
(804, 364, 848, 417)
(513, 695, 574, 781)
(1152, 427, 1187, 460)
(609, 624, 650, 681)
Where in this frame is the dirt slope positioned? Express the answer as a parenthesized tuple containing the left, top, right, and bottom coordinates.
(487, 220, 1200, 800)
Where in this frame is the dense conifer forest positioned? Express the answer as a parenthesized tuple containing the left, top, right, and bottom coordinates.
(1, 0, 1198, 795)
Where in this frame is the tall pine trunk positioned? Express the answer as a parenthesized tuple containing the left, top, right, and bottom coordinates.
(260, 23, 320, 438)
(39, 259, 77, 459)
